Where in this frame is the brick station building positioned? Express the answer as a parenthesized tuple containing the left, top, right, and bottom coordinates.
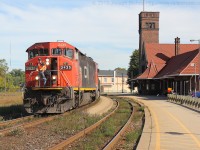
(133, 11, 200, 95)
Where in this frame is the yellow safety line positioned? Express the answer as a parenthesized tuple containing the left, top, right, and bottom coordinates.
(32, 87, 62, 90)
(166, 111, 200, 148)
(149, 107, 161, 150)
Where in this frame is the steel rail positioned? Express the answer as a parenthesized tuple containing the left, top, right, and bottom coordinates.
(125, 96, 151, 150)
(0, 98, 100, 136)
(0, 114, 64, 136)
(0, 115, 34, 127)
(49, 100, 119, 150)
(103, 100, 134, 150)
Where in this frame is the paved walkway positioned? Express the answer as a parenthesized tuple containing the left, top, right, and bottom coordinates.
(129, 96, 200, 150)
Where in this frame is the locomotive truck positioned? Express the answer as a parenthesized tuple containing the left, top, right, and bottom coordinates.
(23, 41, 100, 114)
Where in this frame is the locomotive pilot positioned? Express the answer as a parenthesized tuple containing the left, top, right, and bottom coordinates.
(37, 58, 47, 86)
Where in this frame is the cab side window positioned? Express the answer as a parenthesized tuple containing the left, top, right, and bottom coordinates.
(29, 51, 34, 59)
(29, 50, 39, 59)
(64, 48, 73, 59)
(52, 48, 62, 55)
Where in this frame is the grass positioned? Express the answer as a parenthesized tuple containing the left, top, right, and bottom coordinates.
(122, 98, 145, 149)
(0, 92, 23, 106)
(6, 127, 25, 136)
(0, 92, 26, 121)
(66, 98, 132, 150)
(48, 111, 101, 137)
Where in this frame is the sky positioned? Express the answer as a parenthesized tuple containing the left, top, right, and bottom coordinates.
(0, 0, 200, 71)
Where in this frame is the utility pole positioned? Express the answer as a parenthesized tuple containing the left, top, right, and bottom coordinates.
(4, 70, 6, 92)
(131, 71, 133, 93)
(190, 39, 200, 91)
(122, 73, 124, 93)
(10, 41, 12, 69)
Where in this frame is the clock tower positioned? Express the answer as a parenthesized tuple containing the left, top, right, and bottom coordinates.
(139, 11, 160, 73)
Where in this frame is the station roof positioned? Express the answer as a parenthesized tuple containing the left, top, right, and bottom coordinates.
(155, 49, 199, 78)
(137, 43, 199, 79)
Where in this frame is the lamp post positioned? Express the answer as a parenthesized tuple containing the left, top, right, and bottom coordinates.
(191, 63, 196, 97)
(190, 39, 200, 92)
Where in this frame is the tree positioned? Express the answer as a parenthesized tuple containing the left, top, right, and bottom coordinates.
(115, 67, 126, 71)
(0, 59, 25, 91)
(0, 59, 8, 77)
(9, 69, 25, 87)
(127, 49, 139, 88)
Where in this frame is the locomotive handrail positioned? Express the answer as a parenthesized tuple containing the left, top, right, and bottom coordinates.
(59, 71, 71, 86)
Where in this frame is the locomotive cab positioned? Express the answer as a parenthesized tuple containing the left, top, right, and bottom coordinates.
(23, 42, 99, 114)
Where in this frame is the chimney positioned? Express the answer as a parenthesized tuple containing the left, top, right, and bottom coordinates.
(175, 37, 180, 56)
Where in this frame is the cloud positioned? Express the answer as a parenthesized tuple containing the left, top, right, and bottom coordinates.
(0, 2, 200, 70)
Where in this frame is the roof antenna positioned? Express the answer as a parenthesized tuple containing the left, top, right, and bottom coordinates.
(143, 0, 145, 11)
(10, 41, 11, 70)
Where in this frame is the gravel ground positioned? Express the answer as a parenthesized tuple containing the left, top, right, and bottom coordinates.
(0, 96, 114, 150)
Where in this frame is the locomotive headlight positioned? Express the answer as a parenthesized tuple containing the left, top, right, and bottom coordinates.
(46, 61, 50, 65)
(35, 76, 39, 80)
(46, 58, 50, 65)
(52, 75, 57, 80)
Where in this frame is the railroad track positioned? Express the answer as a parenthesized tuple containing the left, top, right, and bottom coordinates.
(49, 99, 134, 150)
(0, 98, 100, 136)
(103, 100, 134, 150)
(0, 115, 34, 128)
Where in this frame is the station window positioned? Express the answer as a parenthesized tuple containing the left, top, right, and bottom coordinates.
(151, 84, 155, 90)
(111, 78, 114, 82)
(104, 78, 107, 83)
(52, 48, 62, 55)
(63, 48, 73, 59)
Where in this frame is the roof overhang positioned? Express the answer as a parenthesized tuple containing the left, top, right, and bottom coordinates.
(131, 74, 198, 80)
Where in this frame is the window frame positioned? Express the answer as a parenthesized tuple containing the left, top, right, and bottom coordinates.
(52, 48, 62, 55)
(63, 48, 74, 59)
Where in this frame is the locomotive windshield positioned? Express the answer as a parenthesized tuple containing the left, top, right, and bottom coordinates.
(29, 48, 49, 59)
(52, 48, 62, 55)
(64, 48, 73, 59)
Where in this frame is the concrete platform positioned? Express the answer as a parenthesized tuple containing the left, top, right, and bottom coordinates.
(128, 96, 200, 150)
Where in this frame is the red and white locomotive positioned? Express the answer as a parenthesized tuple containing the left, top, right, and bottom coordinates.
(23, 41, 100, 113)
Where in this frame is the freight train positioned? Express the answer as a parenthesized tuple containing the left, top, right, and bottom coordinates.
(23, 41, 100, 114)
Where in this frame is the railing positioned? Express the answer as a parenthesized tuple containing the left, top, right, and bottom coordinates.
(27, 70, 71, 88)
(168, 94, 200, 111)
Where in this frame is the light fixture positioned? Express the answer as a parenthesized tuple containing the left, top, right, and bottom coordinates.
(35, 76, 39, 80)
(46, 61, 50, 65)
(52, 75, 57, 80)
